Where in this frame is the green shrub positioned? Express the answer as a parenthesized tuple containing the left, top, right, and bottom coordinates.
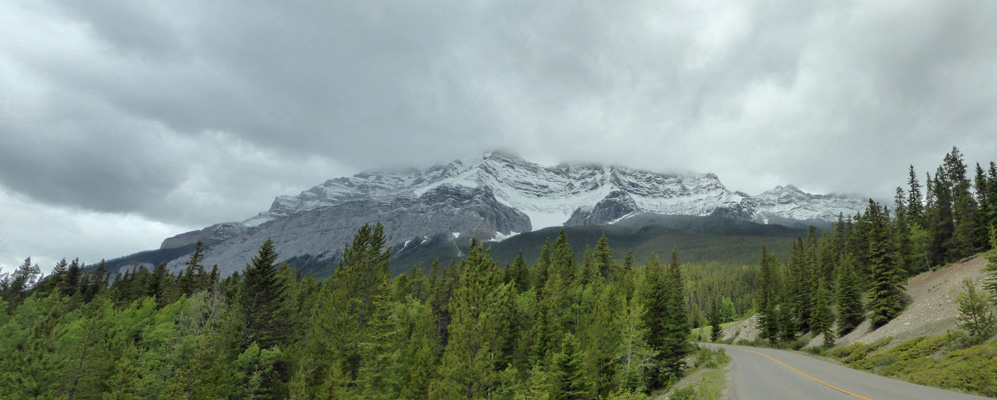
(670, 385, 696, 400)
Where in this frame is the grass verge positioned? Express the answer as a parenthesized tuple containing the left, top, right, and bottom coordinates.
(661, 346, 731, 400)
(823, 335, 997, 398)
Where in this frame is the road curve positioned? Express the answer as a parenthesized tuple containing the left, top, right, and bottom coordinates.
(700, 343, 992, 400)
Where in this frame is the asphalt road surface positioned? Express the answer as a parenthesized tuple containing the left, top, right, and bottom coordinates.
(700, 343, 993, 400)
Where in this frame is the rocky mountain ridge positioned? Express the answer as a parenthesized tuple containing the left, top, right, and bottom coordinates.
(151, 152, 867, 276)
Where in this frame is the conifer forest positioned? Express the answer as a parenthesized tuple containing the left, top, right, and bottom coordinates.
(2, 147, 997, 399)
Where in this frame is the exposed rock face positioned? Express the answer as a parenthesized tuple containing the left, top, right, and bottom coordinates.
(565, 190, 639, 226)
(176, 184, 530, 276)
(752, 185, 867, 225)
(160, 223, 247, 249)
(145, 152, 867, 276)
(710, 196, 758, 221)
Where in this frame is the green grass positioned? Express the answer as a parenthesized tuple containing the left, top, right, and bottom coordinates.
(830, 335, 997, 397)
(666, 346, 731, 400)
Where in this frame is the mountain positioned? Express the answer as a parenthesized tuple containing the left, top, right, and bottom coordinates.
(105, 152, 868, 277)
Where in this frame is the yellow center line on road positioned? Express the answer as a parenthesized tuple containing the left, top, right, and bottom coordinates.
(731, 347, 874, 400)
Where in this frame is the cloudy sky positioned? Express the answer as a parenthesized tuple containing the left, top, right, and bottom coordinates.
(3, 0, 996, 272)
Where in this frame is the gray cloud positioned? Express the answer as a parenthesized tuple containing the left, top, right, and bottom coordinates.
(2, 0, 996, 269)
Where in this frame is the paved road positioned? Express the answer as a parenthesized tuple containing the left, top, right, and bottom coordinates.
(700, 343, 993, 400)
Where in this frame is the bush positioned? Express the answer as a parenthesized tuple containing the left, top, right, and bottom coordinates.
(803, 345, 827, 356)
(836, 337, 892, 366)
(670, 385, 696, 400)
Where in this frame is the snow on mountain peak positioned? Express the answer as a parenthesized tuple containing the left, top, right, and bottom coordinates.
(246, 153, 867, 231)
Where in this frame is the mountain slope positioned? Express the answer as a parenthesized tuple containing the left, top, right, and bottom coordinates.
(107, 152, 867, 277)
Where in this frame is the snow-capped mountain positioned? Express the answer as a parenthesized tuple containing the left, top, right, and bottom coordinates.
(243, 152, 758, 230)
(752, 185, 867, 225)
(149, 152, 866, 276)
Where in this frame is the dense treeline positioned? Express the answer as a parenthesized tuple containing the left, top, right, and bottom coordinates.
(0, 225, 703, 399)
(3, 146, 995, 398)
(753, 147, 997, 346)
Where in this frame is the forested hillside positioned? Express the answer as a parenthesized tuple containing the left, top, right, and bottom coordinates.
(747, 147, 997, 347)
(1, 147, 995, 399)
(0, 223, 710, 399)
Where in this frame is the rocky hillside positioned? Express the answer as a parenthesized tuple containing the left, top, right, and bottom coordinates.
(720, 255, 991, 347)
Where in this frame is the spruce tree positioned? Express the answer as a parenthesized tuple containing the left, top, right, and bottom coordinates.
(836, 254, 864, 336)
(552, 229, 577, 282)
(594, 235, 615, 280)
(146, 263, 173, 308)
(62, 258, 83, 297)
(785, 238, 811, 336)
(616, 293, 652, 393)
(988, 162, 997, 229)
(553, 333, 594, 400)
(534, 239, 553, 291)
(708, 293, 722, 342)
(239, 237, 288, 350)
(927, 168, 955, 266)
(865, 201, 907, 327)
(954, 278, 996, 347)
(946, 147, 981, 257)
(182, 241, 208, 295)
(975, 164, 991, 251)
(983, 226, 997, 301)
(810, 277, 834, 348)
(757, 247, 781, 342)
(657, 249, 692, 386)
(507, 252, 529, 294)
(2, 258, 40, 312)
(430, 240, 500, 400)
(907, 165, 924, 224)
(642, 254, 666, 387)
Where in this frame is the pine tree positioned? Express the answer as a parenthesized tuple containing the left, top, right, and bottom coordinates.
(983, 226, 997, 300)
(357, 295, 406, 398)
(65, 295, 115, 400)
(927, 168, 955, 266)
(578, 279, 619, 397)
(2, 257, 40, 312)
(492, 283, 521, 372)
(507, 252, 529, 294)
(615, 291, 652, 393)
(708, 292, 722, 342)
(320, 222, 393, 386)
(895, 187, 915, 275)
(757, 247, 781, 342)
(239, 237, 288, 350)
(553, 333, 594, 400)
(654, 249, 692, 387)
(430, 240, 501, 400)
(975, 164, 991, 251)
(953, 278, 996, 347)
(146, 263, 174, 308)
(62, 258, 83, 297)
(534, 239, 553, 291)
(987, 162, 997, 229)
(946, 147, 981, 257)
(578, 248, 599, 287)
(836, 254, 864, 336)
(785, 238, 811, 336)
(866, 201, 907, 327)
(552, 229, 577, 282)
(181, 241, 209, 295)
(810, 277, 834, 348)
(594, 235, 615, 280)
(233, 343, 285, 400)
(908, 165, 924, 224)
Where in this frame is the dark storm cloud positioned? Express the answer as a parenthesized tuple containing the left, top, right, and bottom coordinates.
(2, 0, 997, 270)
